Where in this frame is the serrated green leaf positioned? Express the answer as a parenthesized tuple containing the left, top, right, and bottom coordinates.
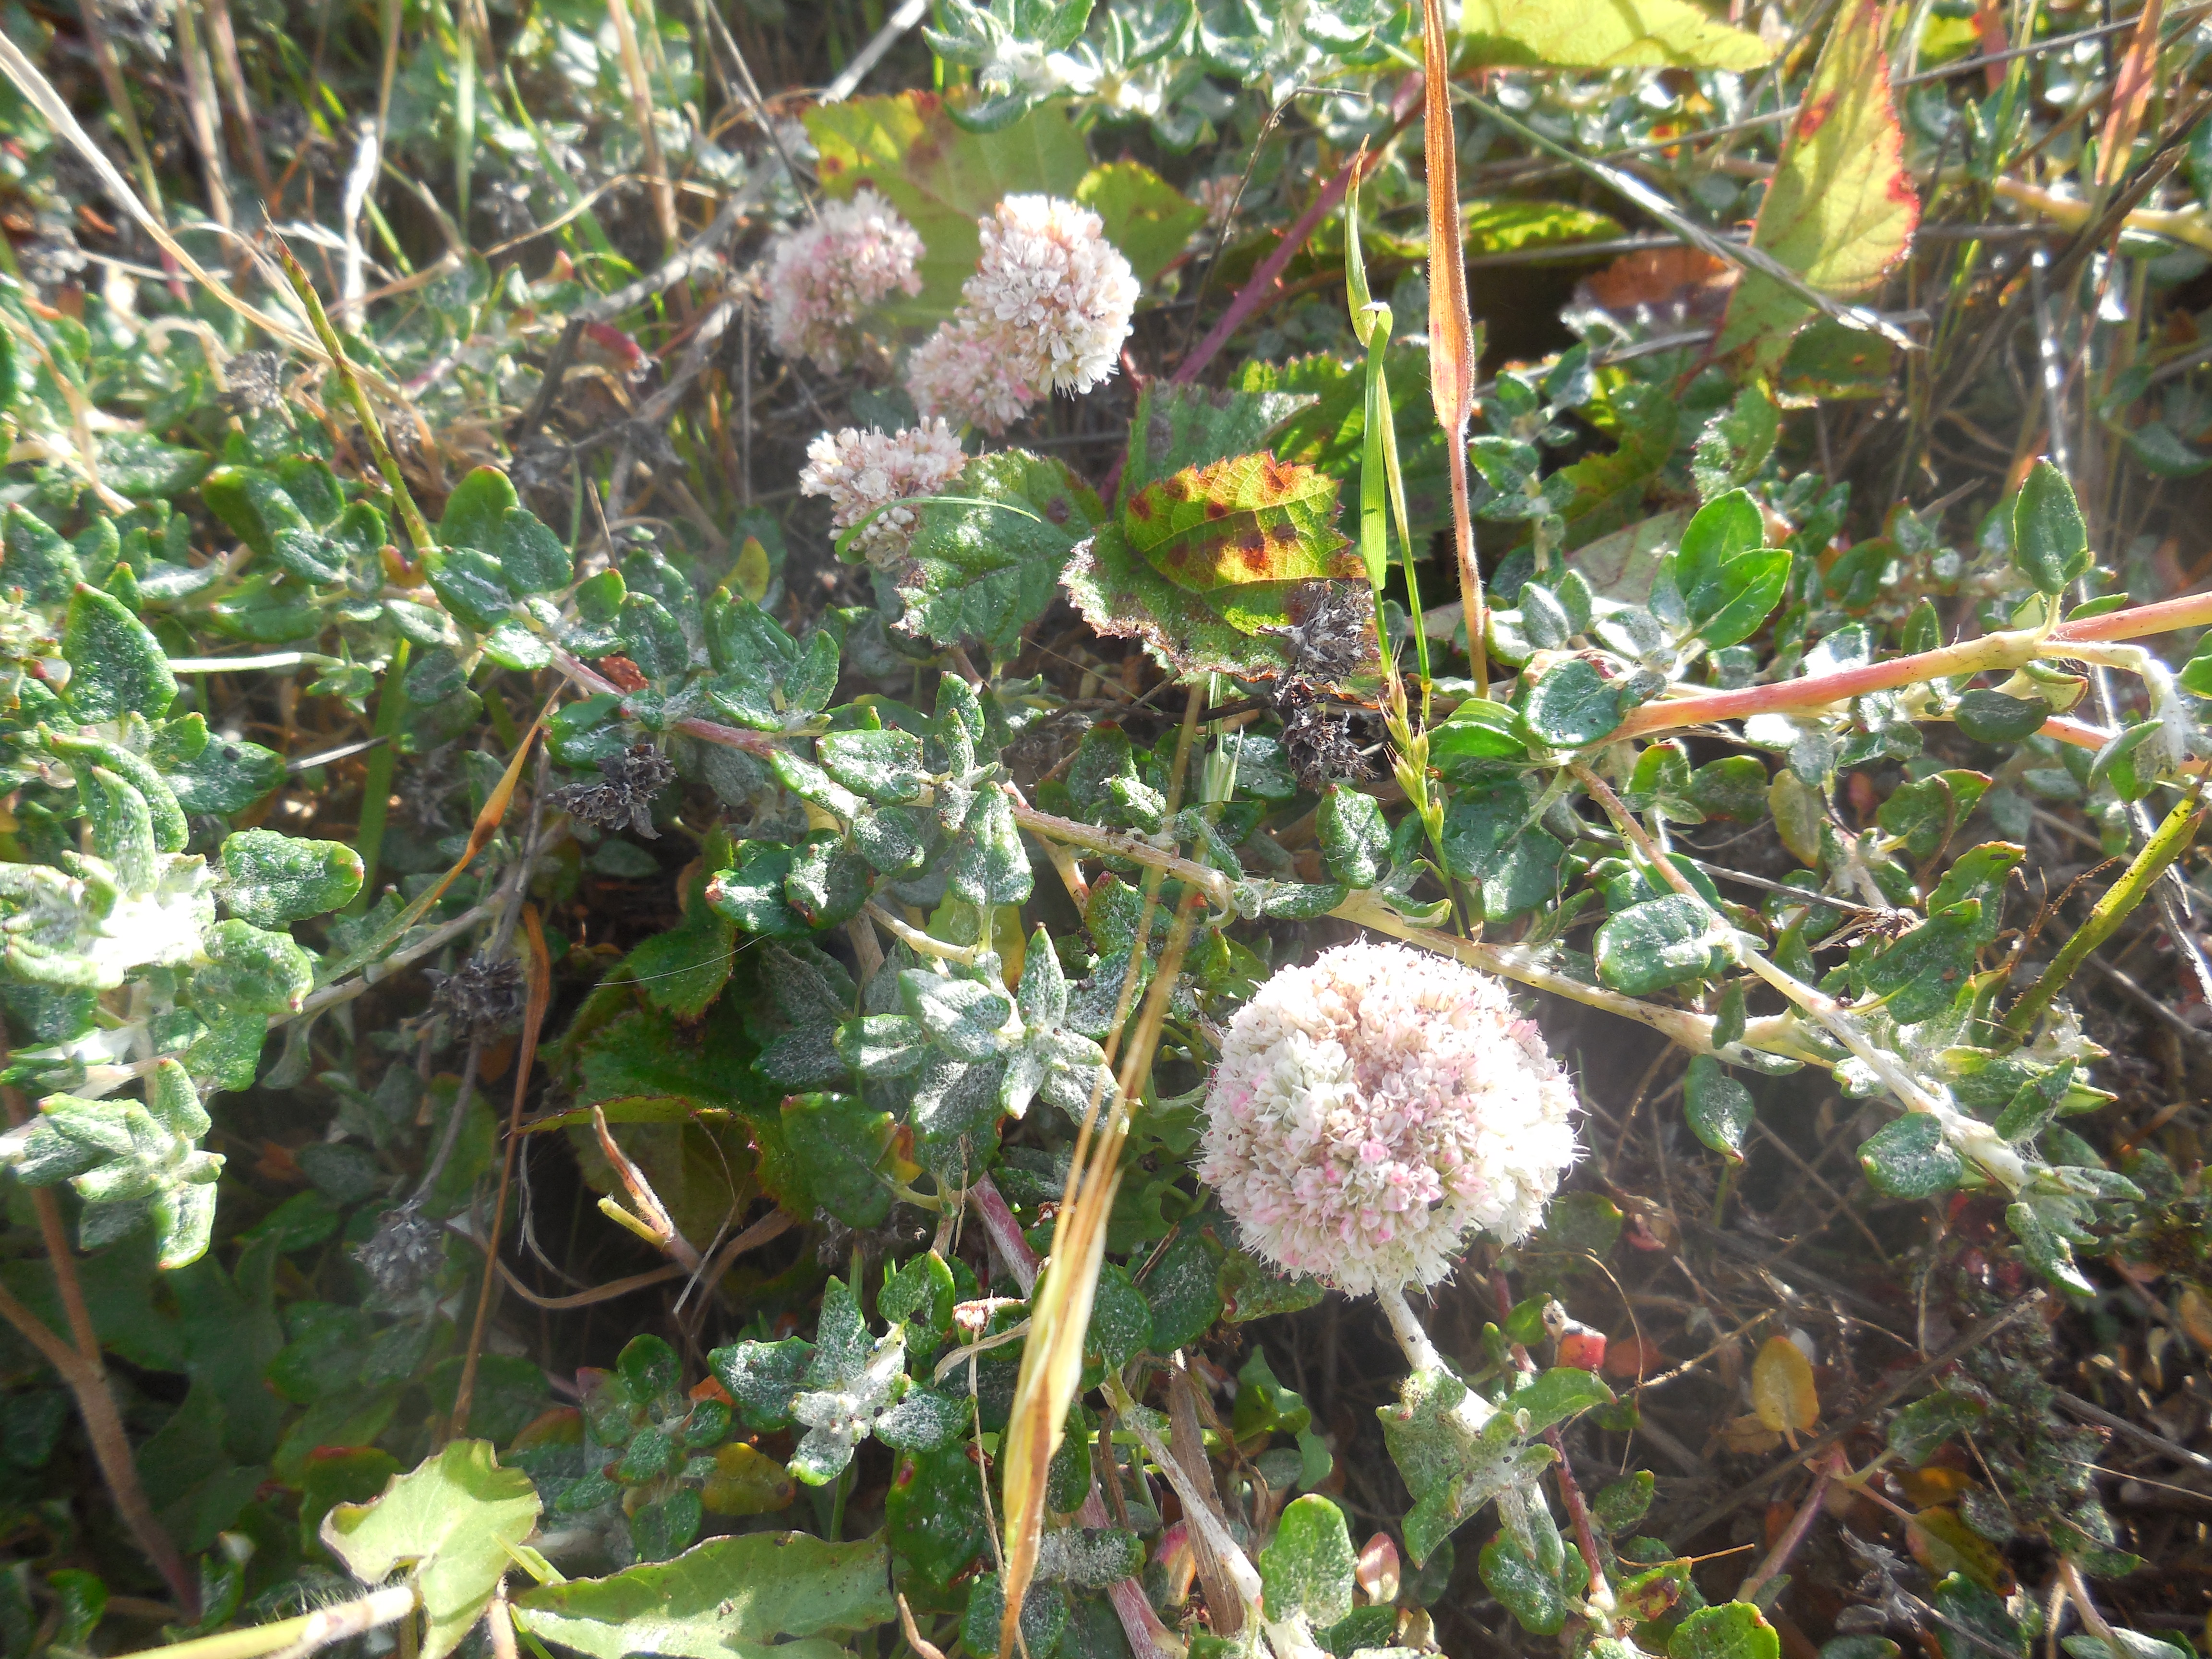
(897, 452, 1103, 659)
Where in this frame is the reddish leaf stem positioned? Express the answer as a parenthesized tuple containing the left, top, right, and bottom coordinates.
(1605, 586, 2212, 745)
(1171, 152, 1373, 390)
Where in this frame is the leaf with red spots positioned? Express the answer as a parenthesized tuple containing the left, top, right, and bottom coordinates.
(1127, 453, 1359, 593)
(1714, 0, 1920, 367)
(1066, 448, 1376, 683)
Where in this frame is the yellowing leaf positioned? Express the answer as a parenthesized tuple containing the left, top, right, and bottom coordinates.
(1751, 1336, 1819, 1441)
(733, 537, 772, 605)
(700, 1442, 797, 1515)
(1129, 453, 1362, 592)
(1715, 0, 1920, 364)
(1720, 1413, 1784, 1455)
(1464, 0, 1776, 70)
(1075, 161, 1204, 286)
(322, 1442, 542, 1659)
(1907, 1507, 2017, 1594)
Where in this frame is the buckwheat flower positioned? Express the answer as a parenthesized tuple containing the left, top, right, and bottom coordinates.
(963, 194, 1138, 396)
(906, 316, 1039, 435)
(798, 420, 966, 569)
(1199, 940, 1579, 1297)
(765, 189, 926, 372)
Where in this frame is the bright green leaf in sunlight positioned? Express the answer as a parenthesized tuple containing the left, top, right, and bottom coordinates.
(896, 451, 1104, 660)
(512, 1532, 895, 1659)
(321, 1442, 541, 1659)
(1715, 0, 1920, 365)
(1464, 0, 1775, 70)
(1075, 161, 1204, 285)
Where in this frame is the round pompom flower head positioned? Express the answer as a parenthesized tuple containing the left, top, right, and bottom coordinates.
(764, 188, 926, 372)
(906, 315, 1039, 436)
(962, 194, 1138, 396)
(1199, 939, 1579, 1297)
(798, 420, 966, 570)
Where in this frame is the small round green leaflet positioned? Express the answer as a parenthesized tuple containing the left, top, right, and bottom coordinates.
(1670, 1601, 1783, 1659)
(1683, 1055, 1756, 1163)
(1857, 1113, 1965, 1199)
(1259, 1494, 1357, 1628)
(2010, 460, 2090, 596)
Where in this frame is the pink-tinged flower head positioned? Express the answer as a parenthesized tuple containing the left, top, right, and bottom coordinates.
(906, 315, 1039, 436)
(798, 421, 966, 570)
(962, 194, 1138, 396)
(765, 189, 926, 372)
(1199, 940, 1579, 1296)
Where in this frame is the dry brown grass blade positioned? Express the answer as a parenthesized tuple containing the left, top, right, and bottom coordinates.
(2095, 0, 2165, 188)
(1420, 0, 1488, 697)
(393, 701, 550, 934)
(0, 25, 327, 357)
(450, 904, 552, 1439)
(998, 691, 1208, 1659)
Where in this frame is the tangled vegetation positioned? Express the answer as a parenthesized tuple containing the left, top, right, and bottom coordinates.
(0, 2, 2209, 1659)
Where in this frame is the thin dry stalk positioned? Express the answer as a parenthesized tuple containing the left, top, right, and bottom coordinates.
(1420, 0, 1486, 697)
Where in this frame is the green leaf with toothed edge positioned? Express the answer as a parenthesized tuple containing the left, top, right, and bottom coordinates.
(896, 452, 1102, 660)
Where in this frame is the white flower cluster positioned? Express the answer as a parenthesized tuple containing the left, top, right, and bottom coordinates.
(797, 420, 966, 569)
(906, 316, 1038, 437)
(765, 188, 926, 373)
(1199, 940, 1579, 1297)
(906, 194, 1137, 432)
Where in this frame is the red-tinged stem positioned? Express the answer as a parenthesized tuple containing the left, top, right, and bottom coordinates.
(1172, 152, 1371, 388)
(551, 649, 779, 756)
(969, 1173, 1040, 1295)
(2043, 713, 2212, 772)
(2052, 586, 2212, 643)
(1605, 587, 2212, 745)
(1739, 1449, 1848, 1599)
